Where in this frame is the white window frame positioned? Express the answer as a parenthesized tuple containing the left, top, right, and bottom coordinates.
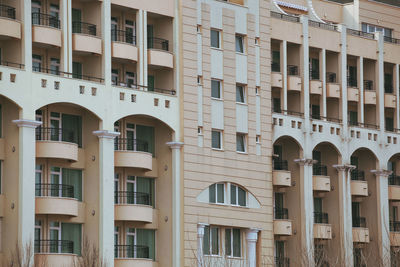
(211, 130, 223, 150)
(225, 228, 242, 258)
(236, 133, 247, 153)
(211, 79, 222, 100)
(126, 227, 137, 258)
(112, 69, 119, 86)
(230, 184, 247, 207)
(50, 166, 62, 197)
(236, 84, 246, 104)
(126, 175, 137, 204)
(126, 122, 136, 151)
(49, 221, 62, 253)
(50, 112, 62, 141)
(36, 164, 43, 195)
(210, 29, 221, 49)
(114, 226, 120, 257)
(209, 183, 225, 204)
(125, 72, 136, 88)
(125, 20, 136, 45)
(205, 226, 220, 256)
(235, 34, 245, 54)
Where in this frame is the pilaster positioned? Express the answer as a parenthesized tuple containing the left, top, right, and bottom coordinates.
(197, 223, 208, 267)
(246, 229, 259, 267)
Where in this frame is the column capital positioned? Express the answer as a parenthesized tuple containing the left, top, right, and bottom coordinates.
(93, 130, 120, 139)
(371, 169, 392, 177)
(246, 229, 259, 242)
(197, 223, 208, 237)
(12, 119, 42, 128)
(166, 141, 184, 149)
(333, 164, 356, 172)
(294, 158, 316, 166)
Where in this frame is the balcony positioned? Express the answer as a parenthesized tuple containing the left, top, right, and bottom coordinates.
(35, 127, 79, 162)
(313, 212, 332, 239)
(390, 221, 400, 246)
(287, 65, 301, 91)
(313, 164, 330, 192)
(351, 170, 368, 197)
(271, 72, 283, 88)
(327, 83, 340, 98)
(389, 175, 400, 201)
(0, 5, 21, 39)
(385, 94, 396, 109)
(273, 208, 292, 236)
(35, 240, 77, 266)
(275, 257, 290, 267)
(72, 21, 101, 55)
(115, 245, 156, 267)
(310, 80, 322, 95)
(114, 191, 154, 223)
(35, 184, 79, 216)
(148, 37, 173, 69)
(364, 82, 376, 105)
(32, 13, 61, 47)
(347, 87, 359, 102)
(272, 159, 291, 187)
(112, 29, 138, 62)
(352, 217, 369, 243)
(114, 138, 153, 170)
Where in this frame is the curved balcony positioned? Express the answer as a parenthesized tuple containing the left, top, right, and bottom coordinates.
(327, 83, 340, 98)
(147, 37, 173, 69)
(389, 175, 400, 200)
(114, 191, 154, 223)
(310, 80, 322, 95)
(352, 226, 369, 243)
(72, 21, 101, 55)
(314, 224, 332, 239)
(385, 94, 396, 108)
(313, 175, 330, 192)
(114, 138, 153, 170)
(390, 221, 400, 246)
(35, 240, 76, 266)
(364, 90, 376, 105)
(347, 87, 359, 102)
(273, 208, 292, 236)
(271, 72, 282, 88)
(35, 184, 79, 216)
(32, 13, 61, 47)
(0, 5, 20, 39)
(115, 245, 156, 267)
(35, 127, 79, 161)
(112, 30, 138, 62)
(273, 159, 291, 187)
(287, 65, 301, 92)
(351, 171, 368, 196)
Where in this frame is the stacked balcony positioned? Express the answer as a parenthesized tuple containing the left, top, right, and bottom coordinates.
(350, 169, 368, 197)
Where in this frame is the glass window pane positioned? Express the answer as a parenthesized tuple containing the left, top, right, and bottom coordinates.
(203, 226, 210, 255)
(212, 131, 221, 149)
(211, 227, 219, 255)
(211, 80, 221, 99)
(235, 35, 244, 53)
(238, 187, 246, 207)
(211, 30, 220, 48)
(236, 85, 245, 103)
(233, 229, 241, 257)
(230, 185, 237, 205)
(236, 134, 245, 152)
(225, 229, 232, 256)
(209, 184, 216, 203)
(217, 183, 224, 203)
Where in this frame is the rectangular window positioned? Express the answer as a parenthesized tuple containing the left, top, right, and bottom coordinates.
(148, 75, 155, 91)
(62, 168, 83, 201)
(386, 117, 394, 132)
(111, 17, 118, 41)
(34, 220, 42, 253)
(311, 105, 320, 120)
(362, 22, 392, 37)
(225, 228, 241, 257)
(32, 54, 42, 72)
(136, 124, 155, 157)
(61, 114, 82, 147)
(273, 98, 281, 113)
(35, 165, 42, 196)
(50, 58, 60, 75)
(211, 130, 222, 149)
(349, 111, 358, 126)
(211, 79, 221, 99)
(204, 226, 219, 255)
(235, 35, 244, 53)
(230, 184, 246, 207)
(271, 51, 280, 72)
(136, 229, 156, 260)
(210, 29, 221, 48)
(309, 58, 320, 80)
(72, 62, 82, 79)
(236, 84, 245, 103)
(49, 4, 59, 28)
(209, 183, 225, 204)
(125, 20, 136, 45)
(236, 133, 246, 153)
(112, 69, 119, 85)
(347, 65, 357, 87)
(385, 73, 393, 93)
(126, 72, 136, 88)
(61, 223, 82, 255)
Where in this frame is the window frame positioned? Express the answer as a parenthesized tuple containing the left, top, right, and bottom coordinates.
(236, 133, 247, 153)
(230, 184, 247, 207)
(211, 79, 222, 100)
(204, 226, 220, 256)
(210, 29, 221, 49)
(235, 34, 245, 54)
(211, 129, 223, 150)
(225, 228, 242, 258)
(209, 183, 225, 204)
(236, 84, 246, 104)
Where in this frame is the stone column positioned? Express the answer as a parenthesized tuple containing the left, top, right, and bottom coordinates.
(371, 169, 392, 266)
(294, 158, 315, 266)
(246, 229, 259, 267)
(93, 130, 120, 266)
(333, 164, 355, 266)
(167, 141, 184, 267)
(12, 119, 42, 261)
(197, 223, 208, 267)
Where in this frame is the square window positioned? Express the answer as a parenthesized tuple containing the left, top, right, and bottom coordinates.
(211, 79, 222, 99)
(211, 29, 221, 48)
(212, 130, 222, 149)
(236, 133, 246, 152)
(236, 84, 245, 103)
(235, 35, 244, 53)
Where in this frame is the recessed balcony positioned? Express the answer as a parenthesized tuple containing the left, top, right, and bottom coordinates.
(385, 94, 396, 108)
(327, 83, 340, 98)
(310, 80, 322, 95)
(148, 37, 173, 69)
(271, 72, 283, 88)
(273, 159, 291, 187)
(72, 21, 102, 55)
(390, 221, 400, 246)
(313, 164, 330, 192)
(364, 90, 376, 105)
(114, 138, 153, 170)
(350, 170, 368, 197)
(115, 245, 156, 267)
(32, 13, 61, 47)
(35, 183, 79, 216)
(314, 212, 332, 239)
(347, 87, 359, 102)
(114, 191, 154, 223)
(0, 5, 21, 39)
(287, 65, 301, 91)
(35, 240, 77, 266)
(35, 127, 79, 161)
(389, 175, 400, 201)
(352, 217, 369, 243)
(112, 30, 138, 62)
(274, 208, 292, 236)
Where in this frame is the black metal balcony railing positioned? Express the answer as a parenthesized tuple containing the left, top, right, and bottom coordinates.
(111, 29, 136, 45)
(114, 138, 149, 152)
(32, 66, 104, 83)
(310, 70, 320, 80)
(72, 21, 97, 36)
(34, 240, 74, 254)
(114, 191, 151, 205)
(273, 159, 288, 171)
(389, 175, 400, 186)
(35, 183, 74, 198)
(308, 20, 338, 31)
(390, 221, 400, 232)
(326, 72, 337, 83)
(275, 257, 290, 267)
(313, 164, 328, 176)
(347, 76, 357, 88)
(0, 60, 24, 69)
(364, 80, 374, 91)
(352, 216, 366, 228)
(274, 207, 289, 220)
(35, 127, 80, 145)
(114, 245, 149, 259)
(346, 28, 375, 40)
(384, 36, 400, 45)
(148, 37, 169, 51)
(270, 11, 300, 23)
(0, 4, 16, 19)
(351, 169, 365, 181)
(287, 65, 299, 76)
(271, 62, 280, 72)
(32, 13, 60, 29)
(385, 84, 394, 94)
(314, 212, 329, 224)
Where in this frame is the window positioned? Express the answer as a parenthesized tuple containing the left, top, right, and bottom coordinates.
(235, 35, 244, 53)
(211, 130, 222, 149)
(35, 165, 42, 196)
(125, 20, 136, 45)
(225, 228, 241, 257)
(50, 58, 60, 75)
(211, 79, 222, 99)
(385, 73, 393, 93)
(72, 62, 82, 79)
(347, 65, 357, 87)
(236, 84, 246, 103)
(349, 111, 358, 126)
(209, 183, 225, 204)
(210, 29, 221, 48)
(386, 117, 394, 132)
(309, 58, 319, 80)
(148, 75, 155, 91)
(203, 226, 219, 255)
(126, 72, 136, 88)
(34, 220, 42, 253)
(236, 133, 246, 153)
(112, 69, 119, 85)
(32, 1, 41, 25)
(32, 54, 42, 72)
(49, 4, 59, 28)
(111, 17, 118, 41)
(362, 22, 392, 38)
(230, 184, 246, 207)
(273, 98, 281, 113)
(311, 105, 320, 120)
(271, 51, 280, 72)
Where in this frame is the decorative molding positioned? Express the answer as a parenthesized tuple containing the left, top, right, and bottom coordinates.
(333, 164, 356, 172)
(371, 169, 392, 177)
(12, 119, 42, 128)
(246, 229, 260, 242)
(294, 158, 316, 166)
(197, 223, 208, 237)
(92, 130, 120, 139)
(166, 141, 184, 149)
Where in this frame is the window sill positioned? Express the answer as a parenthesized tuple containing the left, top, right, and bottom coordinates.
(236, 151, 248, 155)
(211, 97, 223, 101)
(235, 51, 247, 56)
(211, 47, 223, 51)
(212, 148, 224, 151)
(236, 102, 247, 106)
